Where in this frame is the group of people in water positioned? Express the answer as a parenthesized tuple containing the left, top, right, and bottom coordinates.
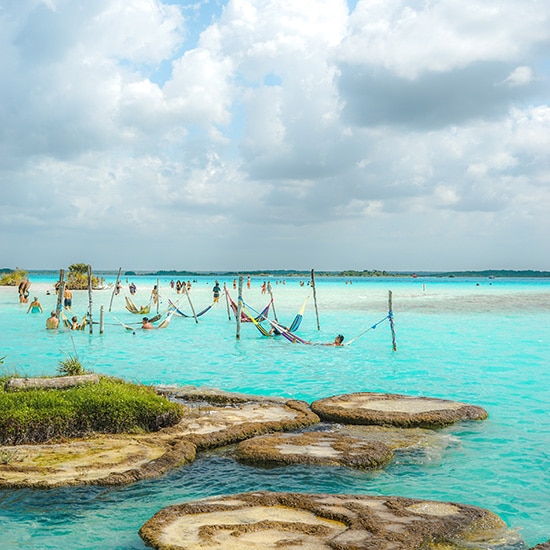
(22, 281, 82, 330)
(19, 277, 345, 344)
(44, 310, 82, 330)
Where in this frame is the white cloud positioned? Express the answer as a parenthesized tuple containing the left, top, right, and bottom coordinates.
(339, 0, 550, 79)
(504, 66, 534, 87)
(164, 48, 234, 127)
(0, 0, 549, 270)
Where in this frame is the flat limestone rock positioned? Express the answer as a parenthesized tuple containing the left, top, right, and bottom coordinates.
(0, 434, 196, 488)
(139, 491, 525, 550)
(163, 399, 320, 451)
(235, 431, 393, 469)
(0, 397, 318, 488)
(311, 392, 488, 428)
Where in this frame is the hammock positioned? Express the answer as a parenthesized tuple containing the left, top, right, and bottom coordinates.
(226, 290, 272, 323)
(109, 314, 136, 331)
(267, 317, 310, 344)
(272, 297, 309, 334)
(168, 299, 214, 318)
(241, 296, 309, 338)
(238, 299, 310, 343)
(108, 311, 172, 331)
(157, 312, 174, 329)
(239, 303, 272, 337)
(125, 296, 151, 315)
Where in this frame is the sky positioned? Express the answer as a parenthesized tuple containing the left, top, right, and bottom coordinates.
(1, 0, 549, 272)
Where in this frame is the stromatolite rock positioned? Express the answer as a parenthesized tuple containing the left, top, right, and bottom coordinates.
(311, 392, 488, 428)
(139, 491, 525, 549)
(235, 431, 393, 469)
(166, 398, 320, 451)
(0, 394, 318, 488)
(0, 435, 196, 489)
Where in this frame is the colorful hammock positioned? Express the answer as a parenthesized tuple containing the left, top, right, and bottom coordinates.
(272, 296, 309, 334)
(238, 299, 310, 343)
(226, 291, 272, 323)
(125, 296, 151, 315)
(168, 299, 214, 318)
(266, 317, 310, 344)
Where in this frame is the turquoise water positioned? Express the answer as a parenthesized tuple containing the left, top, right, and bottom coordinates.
(0, 274, 548, 548)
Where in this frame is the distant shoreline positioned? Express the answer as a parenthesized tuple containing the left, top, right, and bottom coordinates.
(2, 268, 549, 278)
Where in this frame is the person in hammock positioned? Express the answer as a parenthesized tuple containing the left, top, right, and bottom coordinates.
(70, 316, 81, 330)
(141, 317, 154, 329)
(330, 334, 345, 346)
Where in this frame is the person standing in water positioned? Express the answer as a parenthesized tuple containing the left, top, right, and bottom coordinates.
(63, 286, 73, 310)
(46, 311, 59, 329)
(27, 297, 43, 314)
(212, 280, 221, 303)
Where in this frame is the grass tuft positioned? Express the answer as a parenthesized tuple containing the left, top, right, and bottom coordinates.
(58, 355, 86, 376)
(0, 376, 183, 445)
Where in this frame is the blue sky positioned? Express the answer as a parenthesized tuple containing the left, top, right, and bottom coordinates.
(1, 0, 549, 271)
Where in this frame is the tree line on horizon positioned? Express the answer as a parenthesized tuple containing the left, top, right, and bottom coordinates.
(2, 267, 550, 282)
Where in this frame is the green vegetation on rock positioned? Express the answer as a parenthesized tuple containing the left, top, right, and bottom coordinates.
(0, 376, 183, 445)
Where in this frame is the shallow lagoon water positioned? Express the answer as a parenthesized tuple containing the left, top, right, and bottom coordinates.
(0, 274, 549, 548)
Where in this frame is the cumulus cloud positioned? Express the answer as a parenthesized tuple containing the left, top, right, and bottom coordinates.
(0, 0, 549, 270)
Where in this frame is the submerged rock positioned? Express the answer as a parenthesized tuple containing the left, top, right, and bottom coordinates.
(311, 392, 488, 428)
(139, 491, 526, 550)
(235, 431, 393, 469)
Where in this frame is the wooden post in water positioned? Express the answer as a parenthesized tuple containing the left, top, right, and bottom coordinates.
(99, 305, 104, 334)
(267, 281, 278, 322)
(156, 278, 160, 315)
(388, 290, 397, 351)
(236, 275, 243, 339)
(224, 283, 232, 321)
(55, 269, 65, 319)
(311, 269, 321, 330)
(109, 267, 122, 312)
(87, 264, 93, 334)
(184, 284, 199, 324)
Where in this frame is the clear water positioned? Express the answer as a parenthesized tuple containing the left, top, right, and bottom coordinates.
(0, 274, 548, 549)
